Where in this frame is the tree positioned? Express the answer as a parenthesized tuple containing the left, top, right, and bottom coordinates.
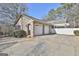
(0, 3, 28, 35)
(0, 3, 28, 25)
(44, 3, 79, 28)
(44, 8, 63, 21)
(43, 4, 65, 21)
(61, 3, 79, 27)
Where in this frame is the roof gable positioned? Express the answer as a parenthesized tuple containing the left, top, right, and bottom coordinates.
(14, 15, 22, 26)
(14, 14, 53, 26)
(14, 14, 40, 26)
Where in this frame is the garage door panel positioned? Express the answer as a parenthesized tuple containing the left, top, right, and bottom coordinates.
(35, 25, 43, 35)
(44, 25, 49, 34)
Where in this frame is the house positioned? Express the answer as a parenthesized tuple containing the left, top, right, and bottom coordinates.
(14, 15, 56, 37)
(44, 19, 70, 28)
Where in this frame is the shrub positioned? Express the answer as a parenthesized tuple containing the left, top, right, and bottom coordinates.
(74, 30, 79, 36)
(11, 30, 27, 38)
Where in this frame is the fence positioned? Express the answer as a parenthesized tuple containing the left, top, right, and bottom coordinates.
(55, 28, 79, 35)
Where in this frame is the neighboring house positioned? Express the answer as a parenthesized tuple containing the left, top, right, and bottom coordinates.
(44, 19, 70, 28)
(14, 15, 55, 37)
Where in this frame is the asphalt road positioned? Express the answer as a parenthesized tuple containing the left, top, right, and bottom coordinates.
(1, 34, 79, 56)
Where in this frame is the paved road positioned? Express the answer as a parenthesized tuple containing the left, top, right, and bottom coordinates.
(0, 37, 26, 53)
(1, 34, 79, 56)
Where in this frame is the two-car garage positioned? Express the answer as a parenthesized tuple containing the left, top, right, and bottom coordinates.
(34, 23, 51, 36)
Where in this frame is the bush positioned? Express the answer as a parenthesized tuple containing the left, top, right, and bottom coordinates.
(11, 30, 27, 38)
(74, 30, 79, 36)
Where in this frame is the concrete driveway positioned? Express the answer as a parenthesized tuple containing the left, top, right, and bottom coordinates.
(1, 34, 79, 56)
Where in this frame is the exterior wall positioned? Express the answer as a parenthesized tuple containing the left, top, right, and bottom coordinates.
(30, 21, 34, 37)
(16, 16, 33, 35)
(55, 28, 79, 35)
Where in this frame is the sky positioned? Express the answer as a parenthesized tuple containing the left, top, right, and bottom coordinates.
(26, 3, 61, 19)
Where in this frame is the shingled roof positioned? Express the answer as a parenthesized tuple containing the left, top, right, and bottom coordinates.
(14, 14, 53, 26)
(14, 15, 22, 26)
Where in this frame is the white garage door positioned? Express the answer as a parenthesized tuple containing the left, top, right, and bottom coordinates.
(34, 25, 43, 35)
(44, 25, 49, 34)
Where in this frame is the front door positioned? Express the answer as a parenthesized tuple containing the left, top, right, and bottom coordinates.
(27, 24, 30, 35)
